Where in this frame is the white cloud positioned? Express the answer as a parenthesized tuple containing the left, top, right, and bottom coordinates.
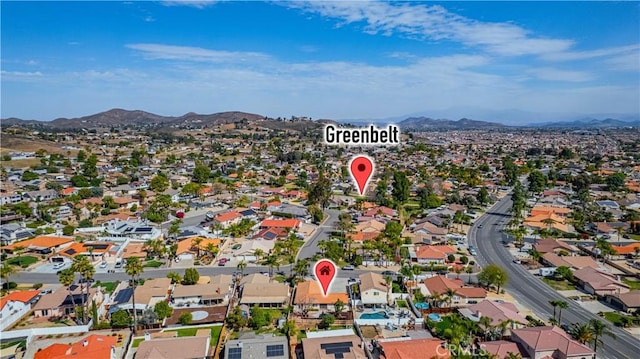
(285, 1, 574, 57)
(526, 67, 594, 82)
(161, 1, 218, 9)
(606, 53, 640, 72)
(126, 43, 272, 63)
(541, 44, 640, 62)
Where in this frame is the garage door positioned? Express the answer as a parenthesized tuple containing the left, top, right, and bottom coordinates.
(178, 254, 193, 260)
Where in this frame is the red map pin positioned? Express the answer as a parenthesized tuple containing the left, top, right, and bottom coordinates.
(349, 155, 375, 196)
(314, 259, 337, 296)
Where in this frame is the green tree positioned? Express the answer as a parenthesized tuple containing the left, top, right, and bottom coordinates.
(166, 271, 182, 284)
(568, 323, 593, 345)
(111, 310, 132, 328)
(149, 174, 169, 192)
(249, 305, 270, 329)
(555, 266, 573, 281)
(1, 263, 16, 286)
(527, 170, 546, 193)
(57, 268, 78, 323)
(237, 260, 247, 277)
(179, 312, 193, 325)
(125, 257, 144, 333)
(319, 313, 336, 329)
(334, 299, 345, 316)
(71, 256, 94, 324)
(605, 172, 626, 192)
(76, 150, 87, 162)
(70, 174, 90, 187)
(307, 171, 332, 209)
(192, 165, 211, 183)
(183, 268, 200, 285)
(154, 300, 173, 320)
(391, 171, 410, 204)
(21, 171, 39, 181)
(477, 264, 508, 293)
(590, 319, 615, 352)
(477, 186, 489, 205)
(62, 225, 75, 236)
(556, 300, 568, 324)
(225, 306, 247, 330)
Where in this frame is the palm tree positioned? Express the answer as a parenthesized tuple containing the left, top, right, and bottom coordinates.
(0, 263, 16, 287)
(465, 266, 473, 284)
(293, 259, 309, 282)
(428, 291, 442, 308)
(253, 248, 264, 262)
(237, 260, 247, 277)
(549, 299, 561, 321)
(191, 237, 203, 259)
(385, 275, 393, 305)
(58, 268, 77, 323)
(205, 243, 218, 258)
(71, 256, 94, 324)
(478, 316, 493, 341)
(557, 300, 568, 324)
(589, 319, 615, 352)
(505, 352, 523, 359)
(444, 288, 457, 308)
(125, 257, 144, 334)
(262, 254, 280, 277)
(568, 323, 593, 345)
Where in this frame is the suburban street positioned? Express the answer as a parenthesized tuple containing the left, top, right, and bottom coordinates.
(469, 196, 640, 359)
(296, 208, 341, 260)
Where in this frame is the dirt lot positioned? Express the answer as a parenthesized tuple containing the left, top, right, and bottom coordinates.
(0, 134, 78, 155)
(165, 306, 227, 326)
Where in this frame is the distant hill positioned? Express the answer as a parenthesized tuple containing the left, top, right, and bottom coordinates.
(1, 109, 267, 129)
(531, 118, 640, 128)
(398, 117, 506, 130)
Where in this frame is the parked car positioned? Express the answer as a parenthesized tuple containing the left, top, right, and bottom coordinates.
(342, 265, 355, 270)
(381, 270, 396, 277)
(99, 261, 108, 268)
(218, 258, 227, 266)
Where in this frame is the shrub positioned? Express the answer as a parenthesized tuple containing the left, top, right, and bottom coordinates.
(179, 312, 192, 325)
(93, 321, 112, 330)
(33, 283, 43, 289)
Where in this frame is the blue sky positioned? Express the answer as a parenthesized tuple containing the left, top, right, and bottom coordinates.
(2, 1, 639, 124)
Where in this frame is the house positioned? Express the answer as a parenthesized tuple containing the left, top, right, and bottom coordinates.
(58, 242, 114, 260)
(225, 334, 289, 359)
(22, 189, 58, 202)
(479, 341, 527, 359)
(378, 338, 450, 359)
(0, 193, 23, 205)
(509, 326, 595, 359)
(412, 222, 448, 244)
(533, 238, 576, 254)
(1, 235, 74, 254)
(363, 206, 396, 218)
(541, 252, 599, 270)
(421, 276, 487, 307)
(172, 275, 233, 306)
(354, 219, 386, 234)
(214, 211, 242, 228)
(109, 278, 172, 316)
(302, 334, 367, 359)
(240, 281, 290, 308)
(175, 237, 221, 261)
(358, 272, 389, 306)
(610, 243, 640, 259)
(252, 228, 288, 241)
(0, 289, 40, 331)
(604, 291, 640, 313)
(112, 196, 139, 209)
(33, 285, 103, 319)
(458, 300, 527, 329)
(414, 245, 456, 265)
(572, 267, 630, 296)
(34, 334, 117, 359)
(259, 219, 301, 230)
(294, 281, 349, 316)
(0, 223, 35, 246)
(136, 331, 210, 359)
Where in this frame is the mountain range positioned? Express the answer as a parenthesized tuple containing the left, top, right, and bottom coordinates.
(2, 108, 639, 130)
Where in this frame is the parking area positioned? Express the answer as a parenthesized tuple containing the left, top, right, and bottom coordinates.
(32, 260, 71, 273)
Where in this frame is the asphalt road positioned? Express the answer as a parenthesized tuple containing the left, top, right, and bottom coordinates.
(469, 196, 640, 359)
(296, 208, 341, 261)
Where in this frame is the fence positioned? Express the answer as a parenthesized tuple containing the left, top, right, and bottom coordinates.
(2, 321, 93, 347)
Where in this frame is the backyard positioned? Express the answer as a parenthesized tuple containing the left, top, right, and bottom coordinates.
(92, 281, 118, 293)
(542, 277, 576, 291)
(165, 325, 223, 346)
(6, 256, 38, 267)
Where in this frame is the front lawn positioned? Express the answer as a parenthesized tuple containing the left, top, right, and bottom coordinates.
(627, 234, 640, 241)
(93, 281, 118, 293)
(603, 312, 637, 327)
(542, 277, 576, 291)
(622, 278, 640, 290)
(143, 260, 164, 268)
(132, 338, 144, 348)
(396, 300, 408, 308)
(6, 256, 38, 267)
(166, 325, 222, 346)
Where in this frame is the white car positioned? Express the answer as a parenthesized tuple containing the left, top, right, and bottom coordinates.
(99, 261, 108, 268)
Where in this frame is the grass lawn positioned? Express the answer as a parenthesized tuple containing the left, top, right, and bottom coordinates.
(6, 256, 38, 267)
(1, 340, 25, 350)
(166, 325, 223, 346)
(396, 300, 408, 308)
(628, 234, 640, 241)
(143, 260, 163, 268)
(93, 281, 118, 293)
(542, 277, 576, 291)
(430, 315, 453, 334)
(622, 278, 640, 290)
(602, 312, 636, 327)
(131, 338, 144, 348)
(273, 275, 287, 283)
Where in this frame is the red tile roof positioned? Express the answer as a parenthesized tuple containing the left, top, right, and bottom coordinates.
(34, 334, 117, 359)
(380, 338, 450, 359)
(214, 211, 241, 223)
(260, 219, 301, 229)
(0, 289, 40, 311)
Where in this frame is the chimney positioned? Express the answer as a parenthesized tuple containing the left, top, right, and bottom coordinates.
(238, 341, 243, 348)
(144, 332, 151, 341)
(476, 311, 481, 318)
(82, 340, 88, 347)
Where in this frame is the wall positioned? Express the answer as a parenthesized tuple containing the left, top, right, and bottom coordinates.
(0, 302, 31, 331)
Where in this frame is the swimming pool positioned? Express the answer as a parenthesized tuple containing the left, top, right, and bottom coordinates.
(428, 313, 442, 322)
(360, 311, 388, 319)
(415, 302, 429, 309)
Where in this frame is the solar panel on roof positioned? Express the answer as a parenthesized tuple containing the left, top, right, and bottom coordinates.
(90, 244, 109, 250)
(265, 232, 277, 240)
(65, 249, 77, 255)
(228, 347, 242, 359)
(321, 342, 353, 359)
(266, 344, 284, 357)
(113, 288, 133, 304)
